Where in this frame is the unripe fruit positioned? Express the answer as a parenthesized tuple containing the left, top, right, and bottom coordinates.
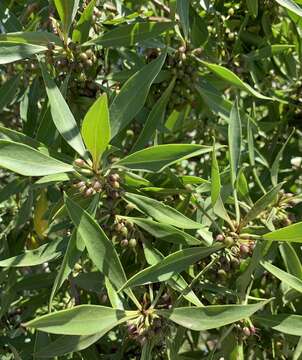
(120, 226, 128, 237)
(121, 239, 129, 247)
(224, 236, 234, 247)
(85, 59, 93, 67)
(228, 8, 235, 16)
(75, 181, 86, 188)
(112, 181, 120, 189)
(129, 238, 137, 248)
(85, 49, 94, 58)
(243, 326, 251, 336)
(79, 52, 88, 61)
(74, 158, 85, 167)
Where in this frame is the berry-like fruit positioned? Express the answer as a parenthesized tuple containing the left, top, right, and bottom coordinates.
(129, 238, 137, 248)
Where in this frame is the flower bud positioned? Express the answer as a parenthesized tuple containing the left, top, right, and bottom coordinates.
(93, 181, 102, 191)
(85, 187, 94, 197)
(121, 239, 129, 247)
(240, 244, 250, 255)
(216, 234, 225, 242)
(74, 158, 85, 167)
(129, 238, 137, 248)
(243, 326, 251, 336)
(112, 181, 120, 189)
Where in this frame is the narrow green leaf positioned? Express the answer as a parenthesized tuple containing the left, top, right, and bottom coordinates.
(83, 22, 174, 47)
(157, 301, 269, 331)
(34, 333, 102, 358)
(0, 178, 28, 203)
(177, 0, 190, 39)
(116, 144, 217, 172)
(261, 261, 302, 293)
(211, 140, 221, 207)
(271, 128, 295, 186)
(40, 62, 87, 159)
(0, 75, 20, 112)
(228, 102, 242, 187)
(293, 337, 302, 360)
(0, 239, 65, 267)
(279, 243, 302, 279)
(120, 244, 222, 290)
(72, 0, 96, 43)
(198, 59, 273, 100)
(254, 314, 302, 336)
(263, 222, 302, 243)
(25, 305, 138, 335)
(110, 52, 166, 138)
(54, 0, 80, 37)
(0, 42, 47, 64)
(81, 94, 110, 166)
(131, 78, 175, 152)
(241, 183, 283, 227)
(123, 192, 204, 229)
(0, 31, 62, 46)
(274, 0, 302, 17)
(0, 140, 74, 176)
(123, 217, 202, 245)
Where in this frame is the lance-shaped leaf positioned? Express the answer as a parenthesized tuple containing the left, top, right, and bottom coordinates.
(279, 243, 302, 279)
(72, 0, 96, 44)
(157, 300, 270, 331)
(0, 42, 47, 64)
(123, 192, 204, 229)
(228, 102, 242, 187)
(123, 217, 202, 245)
(110, 52, 166, 138)
(65, 195, 127, 291)
(198, 59, 273, 100)
(177, 0, 190, 39)
(262, 222, 302, 243)
(54, 0, 80, 37)
(261, 261, 302, 293)
(25, 305, 138, 335)
(116, 144, 217, 172)
(211, 140, 221, 207)
(274, 0, 302, 17)
(81, 94, 110, 167)
(34, 333, 103, 358)
(0, 31, 62, 46)
(40, 63, 87, 159)
(120, 244, 222, 290)
(0, 74, 20, 112)
(0, 238, 65, 267)
(131, 78, 175, 152)
(241, 183, 283, 227)
(254, 314, 302, 336)
(0, 140, 74, 176)
(83, 21, 174, 47)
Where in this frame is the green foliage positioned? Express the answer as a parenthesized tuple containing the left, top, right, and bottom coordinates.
(0, 0, 301, 359)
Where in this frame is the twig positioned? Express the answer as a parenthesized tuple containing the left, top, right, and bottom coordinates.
(151, 0, 171, 15)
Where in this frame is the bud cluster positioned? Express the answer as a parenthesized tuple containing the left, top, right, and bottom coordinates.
(111, 218, 137, 249)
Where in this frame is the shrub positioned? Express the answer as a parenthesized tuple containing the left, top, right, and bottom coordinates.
(0, 0, 302, 359)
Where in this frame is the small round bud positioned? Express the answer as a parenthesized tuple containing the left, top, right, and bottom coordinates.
(178, 45, 186, 53)
(250, 325, 256, 335)
(74, 158, 85, 167)
(79, 52, 88, 61)
(85, 49, 94, 58)
(85, 187, 94, 197)
(216, 234, 225, 242)
(109, 173, 120, 182)
(243, 326, 251, 337)
(217, 269, 227, 278)
(112, 181, 120, 189)
(240, 244, 250, 255)
(126, 129, 134, 137)
(126, 203, 135, 212)
(85, 59, 93, 67)
(120, 226, 128, 237)
(228, 7, 235, 16)
(76, 180, 86, 188)
(224, 236, 234, 247)
(228, 32, 235, 41)
(93, 181, 102, 191)
(129, 238, 137, 248)
(121, 239, 129, 247)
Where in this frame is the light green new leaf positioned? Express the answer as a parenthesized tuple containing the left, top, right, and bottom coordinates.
(199, 59, 273, 100)
(81, 94, 110, 166)
(123, 192, 204, 229)
(131, 78, 175, 152)
(25, 305, 138, 335)
(0, 42, 46, 64)
(0, 238, 65, 267)
(261, 261, 302, 293)
(40, 62, 87, 159)
(54, 0, 80, 37)
(263, 222, 302, 243)
(0, 140, 73, 176)
(177, 0, 190, 39)
(72, 0, 96, 44)
(110, 52, 166, 138)
(274, 0, 302, 17)
(211, 140, 221, 207)
(254, 314, 302, 336)
(65, 195, 127, 292)
(241, 183, 283, 227)
(83, 21, 174, 47)
(123, 217, 202, 245)
(228, 102, 242, 187)
(116, 144, 217, 172)
(157, 301, 269, 331)
(0, 75, 20, 112)
(120, 244, 222, 290)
